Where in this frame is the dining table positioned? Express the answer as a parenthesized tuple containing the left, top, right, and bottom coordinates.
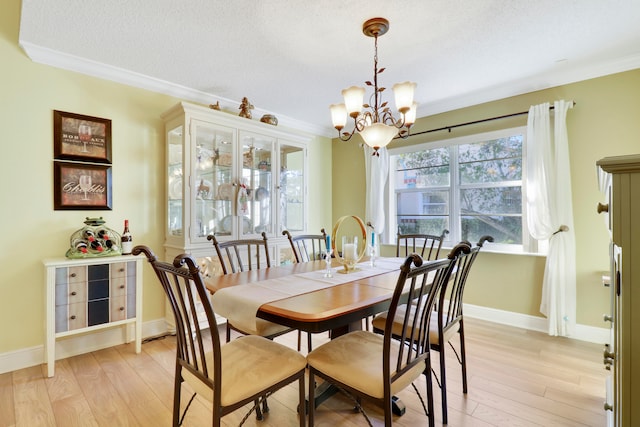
(205, 256, 413, 414)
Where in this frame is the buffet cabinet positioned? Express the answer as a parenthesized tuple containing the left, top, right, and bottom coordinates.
(44, 255, 142, 377)
(597, 154, 640, 427)
(161, 102, 310, 329)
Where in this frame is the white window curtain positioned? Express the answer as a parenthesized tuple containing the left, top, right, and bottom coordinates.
(363, 146, 389, 246)
(526, 100, 576, 336)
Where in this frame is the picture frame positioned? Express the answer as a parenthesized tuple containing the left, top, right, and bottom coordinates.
(54, 162, 112, 210)
(53, 110, 112, 163)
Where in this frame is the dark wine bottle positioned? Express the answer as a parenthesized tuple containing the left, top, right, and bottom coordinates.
(97, 229, 109, 239)
(121, 219, 132, 255)
(75, 241, 88, 254)
(83, 229, 96, 242)
(90, 240, 104, 252)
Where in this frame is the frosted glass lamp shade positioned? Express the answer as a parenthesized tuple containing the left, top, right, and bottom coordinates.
(392, 81, 416, 113)
(330, 103, 348, 129)
(342, 86, 365, 117)
(359, 122, 398, 150)
(404, 102, 418, 126)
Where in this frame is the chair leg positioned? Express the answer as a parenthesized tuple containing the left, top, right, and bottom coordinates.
(173, 366, 182, 427)
(225, 321, 231, 343)
(459, 321, 468, 393)
(297, 330, 302, 351)
(439, 345, 448, 424)
(308, 369, 316, 427)
(384, 396, 393, 426)
(254, 398, 264, 420)
(307, 332, 313, 353)
(424, 359, 435, 427)
(299, 375, 306, 427)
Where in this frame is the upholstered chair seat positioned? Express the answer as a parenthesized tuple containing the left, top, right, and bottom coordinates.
(182, 335, 306, 405)
(307, 331, 425, 399)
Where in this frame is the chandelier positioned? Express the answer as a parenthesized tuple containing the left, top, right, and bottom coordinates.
(330, 17, 417, 156)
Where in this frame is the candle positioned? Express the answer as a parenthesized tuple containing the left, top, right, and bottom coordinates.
(326, 235, 331, 251)
(371, 232, 375, 247)
(343, 243, 356, 261)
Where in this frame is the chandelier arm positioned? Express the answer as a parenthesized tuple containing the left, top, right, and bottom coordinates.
(381, 110, 406, 129)
(337, 130, 355, 142)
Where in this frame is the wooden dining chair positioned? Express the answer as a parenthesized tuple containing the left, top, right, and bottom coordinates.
(428, 235, 493, 423)
(132, 245, 306, 427)
(283, 229, 327, 262)
(396, 228, 449, 260)
(282, 229, 328, 352)
(207, 232, 295, 344)
(306, 244, 470, 427)
(373, 236, 492, 424)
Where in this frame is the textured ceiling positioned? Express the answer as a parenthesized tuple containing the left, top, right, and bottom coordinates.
(18, 0, 640, 136)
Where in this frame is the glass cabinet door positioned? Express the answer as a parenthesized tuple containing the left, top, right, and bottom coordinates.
(279, 142, 306, 233)
(167, 124, 184, 238)
(239, 131, 275, 237)
(192, 121, 236, 239)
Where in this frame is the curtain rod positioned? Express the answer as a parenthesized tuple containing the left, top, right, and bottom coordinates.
(407, 100, 576, 137)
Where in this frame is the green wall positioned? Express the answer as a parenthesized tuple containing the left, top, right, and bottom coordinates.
(0, 0, 331, 356)
(333, 69, 640, 327)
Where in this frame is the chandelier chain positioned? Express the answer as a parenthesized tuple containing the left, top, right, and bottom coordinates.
(373, 34, 380, 123)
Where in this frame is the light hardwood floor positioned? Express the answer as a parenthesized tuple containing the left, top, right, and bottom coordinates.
(0, 318, 607, 426)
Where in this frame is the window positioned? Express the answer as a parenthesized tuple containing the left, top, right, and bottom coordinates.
(388, 127, 534, 253)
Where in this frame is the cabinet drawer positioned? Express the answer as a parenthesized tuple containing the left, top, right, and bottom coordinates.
(111, 262, 128, 278)
(111, 295, 127, 321)
(88, 298, 109, 326)
(110, 277, 128, 297)
(68, 302, 87, 331)
(68, 266, 87, 283)
(67, 281, 87, 304)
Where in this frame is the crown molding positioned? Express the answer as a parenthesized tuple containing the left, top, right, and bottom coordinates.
(19, 41, 334, 138)
(19, 41, 640, 138)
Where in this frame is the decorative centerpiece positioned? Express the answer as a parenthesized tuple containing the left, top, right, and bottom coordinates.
(238, 97, 254, 119)
(260, 114, 278, 126)
(65, 217, 122, 258)
(331, 215, 367, 273)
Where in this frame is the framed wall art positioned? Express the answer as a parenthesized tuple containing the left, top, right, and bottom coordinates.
(54, 162, 112, 210)
(53, 110, 112, 163)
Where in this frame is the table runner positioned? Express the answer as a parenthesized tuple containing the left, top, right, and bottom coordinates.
(211, 257, 406, 333)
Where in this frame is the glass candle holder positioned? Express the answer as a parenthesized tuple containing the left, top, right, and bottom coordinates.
(341, 236, 359, 272)
(323, 246, 333, 278)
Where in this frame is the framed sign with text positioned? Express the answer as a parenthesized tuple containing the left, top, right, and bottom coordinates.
(53, 110, 112, 163)
(54, 162, 112, 210)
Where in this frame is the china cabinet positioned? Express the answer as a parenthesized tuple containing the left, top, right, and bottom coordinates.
(161, 102, 309, 328)
(597, 154, 640, 427)
(162, 102, 309, 259)
(44, 255, 142, 377)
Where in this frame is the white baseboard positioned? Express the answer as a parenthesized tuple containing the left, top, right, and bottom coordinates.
(0, 318, 168, 375)
(464, 303, 609, 344)
(0, 309, 609, 375)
